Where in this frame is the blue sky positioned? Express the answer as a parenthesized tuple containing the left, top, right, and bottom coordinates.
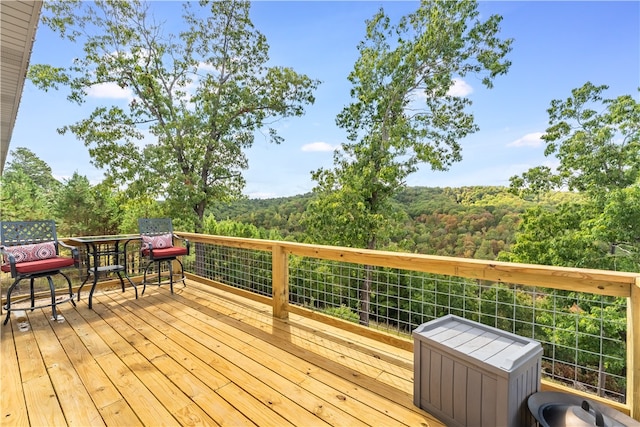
(9, 1, 640, 198)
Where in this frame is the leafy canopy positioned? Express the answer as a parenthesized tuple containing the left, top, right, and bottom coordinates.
(305, 0, 512, 250)
(510, 82, 640, 202)
(30, 0, 319, 231)
(507, 83, 640, 271)
(0, 148, 60, 221)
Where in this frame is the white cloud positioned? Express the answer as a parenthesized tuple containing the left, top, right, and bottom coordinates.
(87, 82, 133, 100)
(247, 191, 278, 199)
(507, 132, 545, 148)
(410, 89, 427, 103)
(447, 78, 473, 97)
(197, 61, 218, 73)
(301, 142, 337, 152)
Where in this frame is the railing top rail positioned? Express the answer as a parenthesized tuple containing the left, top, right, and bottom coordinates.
(178, 232, 639, 298)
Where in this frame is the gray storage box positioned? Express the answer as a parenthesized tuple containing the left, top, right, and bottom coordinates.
(413, 315, 542, 427)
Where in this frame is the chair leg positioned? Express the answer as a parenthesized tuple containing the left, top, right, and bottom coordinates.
(30, 277, 36, 311)
(168, 260, 174, 294)
(3, 278, 21, 325)
(77, 274, 90, 302)
(117, 271, 126, 292)
(176, 258, 187, 288)
(157, 261, 162, 286)
(46, 276, 58, 320)
(142, 261, 154, 295)
(59, 271, 76, 307)
(141, 258, 183, 294)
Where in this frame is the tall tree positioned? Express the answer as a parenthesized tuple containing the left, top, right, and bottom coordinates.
(53, 172, 97, 236)
(30, 0, 319, 232)
(0, 169, 51, 221)
(510, 82, 640, 204)
(4, 147, 59, 192)
(507, 83, 640, 271)
(304, 0, 511, 324)
(0, 148, 59, 220)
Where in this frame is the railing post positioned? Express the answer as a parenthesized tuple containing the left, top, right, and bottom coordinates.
(630, 277, 640, 421)
(272, 244, 289, 320)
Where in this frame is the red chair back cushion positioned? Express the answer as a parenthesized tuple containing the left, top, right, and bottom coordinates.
(141, 234, 173, 250)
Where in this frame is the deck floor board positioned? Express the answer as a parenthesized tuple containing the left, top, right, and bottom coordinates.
(1, 279, 444, 427)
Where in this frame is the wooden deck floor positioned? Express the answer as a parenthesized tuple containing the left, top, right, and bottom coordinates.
(1, 279, 445, 426)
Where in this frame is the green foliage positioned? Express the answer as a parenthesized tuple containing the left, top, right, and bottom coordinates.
(117, 196, 166, 234)
(31, 0, 319, 231)
(321, 305, 360, 323)
(208, 186, 552, 260)
(306, 0, 512, 253)
(53, 173, 121, 236)
(208, 193, 314, 240)
(203, 215, 282, 240)
(508, 83, 640, 272)
(498, 203, 610, 269)
(511, 83, 640, 202)
(0, 148, 60, 220)
(595, 185, 640, 271)
(5, 148, 60, 192)
(0, 169, 52, 221)
(304, 181, 405, 249)
(533, 292, 627, 391)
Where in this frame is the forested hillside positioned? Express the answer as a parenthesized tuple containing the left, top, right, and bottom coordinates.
(207, 186, 572, 260)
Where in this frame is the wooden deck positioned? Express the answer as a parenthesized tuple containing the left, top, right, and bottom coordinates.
(1, 279, 444, 426)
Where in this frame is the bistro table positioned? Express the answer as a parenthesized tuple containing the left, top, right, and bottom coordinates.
(69, 234, 140, 309)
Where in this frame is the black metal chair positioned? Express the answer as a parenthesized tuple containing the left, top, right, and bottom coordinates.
(138, 218, 189, 295)
(0, 220, 79, 325)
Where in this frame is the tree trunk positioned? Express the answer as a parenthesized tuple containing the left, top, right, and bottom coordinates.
(194, 204, 206, 277)
(359, 264, 372, 326)
(359, 235, 377, 326)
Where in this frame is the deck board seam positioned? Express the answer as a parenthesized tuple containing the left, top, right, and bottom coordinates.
(133, 284, 435, 426)
(96, 289, 300, 426)
(101, 289, 341, 427)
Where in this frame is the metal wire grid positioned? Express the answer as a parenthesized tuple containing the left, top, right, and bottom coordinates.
(186, 242, 272, 297)
(182, 242, 628, 403)
(289, 256, 627, 403)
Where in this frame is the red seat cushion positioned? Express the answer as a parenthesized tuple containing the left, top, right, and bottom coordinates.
(143, 246, 188, 259)
(1, 256, 75, 274)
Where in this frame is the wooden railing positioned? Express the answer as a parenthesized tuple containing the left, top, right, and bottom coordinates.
(38, 233, 637, 419)
(176, 232, 640, 421)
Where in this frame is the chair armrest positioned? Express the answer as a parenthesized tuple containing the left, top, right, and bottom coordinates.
(58, 241, 80, 267)
(0, 246, 18, 277)
(173, 234, 190, 255)
(124, 237, 140, 252)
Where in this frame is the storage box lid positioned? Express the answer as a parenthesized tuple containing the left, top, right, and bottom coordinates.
(413, 314, 542, 372)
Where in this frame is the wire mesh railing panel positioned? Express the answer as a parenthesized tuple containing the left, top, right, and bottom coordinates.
(288, 256, 628, 403)
(180, 239, 630, 405)
(530, 289, 628, 402)
(185, 242, 272, 297)
(3, 233, 631, 407)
